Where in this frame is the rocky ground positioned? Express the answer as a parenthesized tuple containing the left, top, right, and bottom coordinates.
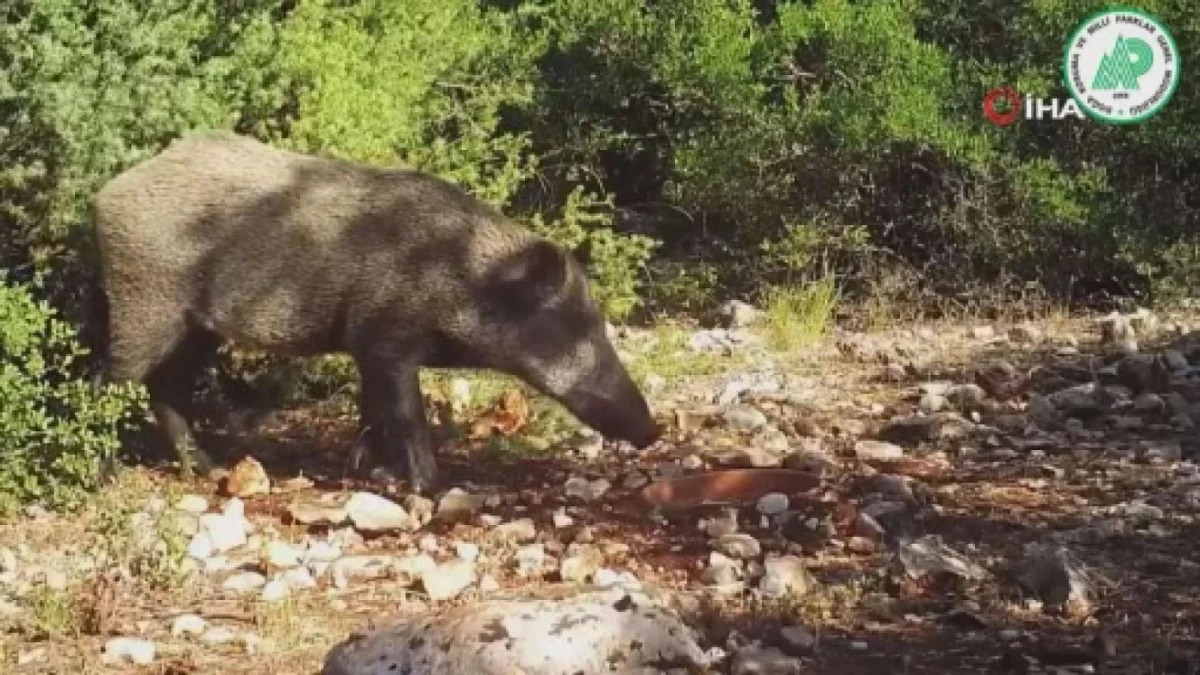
(3, 304, 1200, 674)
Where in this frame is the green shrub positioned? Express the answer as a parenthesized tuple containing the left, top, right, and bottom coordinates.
(272, 0, 543, 207)
(0, 277, 147, 515)
(762, 276, 841, 351)
(0, 0, 281, 336)
(529, 187, 658, 321)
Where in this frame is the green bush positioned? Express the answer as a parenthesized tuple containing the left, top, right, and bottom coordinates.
(0, 277, 147, 515)
(271, 0, 545, 207)
(529, 187, 658, 321)
(515, 0, 1198, 310)
(0, 0, 280, 331)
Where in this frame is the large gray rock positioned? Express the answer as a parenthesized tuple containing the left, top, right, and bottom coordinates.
(321, 587, 710, 674)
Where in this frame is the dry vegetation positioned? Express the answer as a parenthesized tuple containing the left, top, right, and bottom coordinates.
(3, 302, 1200, 674)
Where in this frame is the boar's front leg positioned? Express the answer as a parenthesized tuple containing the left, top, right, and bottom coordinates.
(356, 360, 439, 493)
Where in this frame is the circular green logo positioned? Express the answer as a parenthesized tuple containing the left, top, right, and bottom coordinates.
(1063, 7, 1180, 124)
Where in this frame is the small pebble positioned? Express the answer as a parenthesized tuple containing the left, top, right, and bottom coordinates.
(171, 614, 207, 638)
(103, 638, 155, 666)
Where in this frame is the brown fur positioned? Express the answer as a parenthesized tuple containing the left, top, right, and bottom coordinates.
(94, 131, 658, 489)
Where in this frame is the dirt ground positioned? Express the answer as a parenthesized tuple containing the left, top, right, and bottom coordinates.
(3, 308, 1200, 675)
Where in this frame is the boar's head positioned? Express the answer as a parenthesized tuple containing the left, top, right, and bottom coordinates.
(461, 239, 660, 449)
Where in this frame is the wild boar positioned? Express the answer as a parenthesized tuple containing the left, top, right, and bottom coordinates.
(92, 131, 659, 491)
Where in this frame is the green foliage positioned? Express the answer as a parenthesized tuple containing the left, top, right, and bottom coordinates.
(642, 261, 723, 318)
(91, 487, 190, 591)
(763, 276, 841, 351)
(529, 187, 658, 320)
(520, 0, 1198, 308)
(0, 277, 147, 515)
(273, 0, 543, 207)
(0, 0, 280, 343)
(22, 583, 82, 639)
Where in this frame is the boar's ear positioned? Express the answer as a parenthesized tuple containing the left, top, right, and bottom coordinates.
(493, 240, 570, 310)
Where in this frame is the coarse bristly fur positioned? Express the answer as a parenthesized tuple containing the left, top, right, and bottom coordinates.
(93, 130, 659, 489)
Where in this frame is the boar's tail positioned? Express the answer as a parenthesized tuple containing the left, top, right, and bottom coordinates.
(81, 268, 112, 392)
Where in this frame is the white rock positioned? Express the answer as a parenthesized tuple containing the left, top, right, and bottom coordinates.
(0, 547, 16, 574)
(760, 555, 817, 598)
(222, 571, 267, 594)
(478, 574, 500, 593)
(171, 614, 208, 638)
(175, 495, 209, 514)
(419, 534, 440, 554)
(265, 541, 303, 568)
(345, 492, 414, 532)
(436, 488, 487, 521)
(552, 508, 575, 529)
(563, 477, 610, 502)
(515, 544, 546, 578)
(332, 556, 397, 584)
(201, 627, 239, 645)
(305, 540, 343, 563)
(703, 561, 741, 587)
(704, 509, 739, 538)
(454, 542, 480, 563)
(577, 435, 604, 461)
(0, 599, 22, 620)
(321, 587, 710, 675)
(492, 518, 537, 542)
(203, 556, 235, 574)
(450, 377, 472, 409)
(223, 497, 246, 520)
(102, 638, 155, 666)
(724, 405, 769, 432)
(970, 325, 995, 340)
(242, 633, 269, 655)
(261, 580, 290, 603)
(403, 494, 435, 527)
(592, 568, 641, 591)
(395, 553, 437, 579)
(756, 493, 789, 516)
(560, 546, 603, 583)
(854, 440, 904, 461)
(199, 512, 248, 553)
(280, 567, 318, 590)
(187, 532, 215, 561)
(421, 560, 476, 602)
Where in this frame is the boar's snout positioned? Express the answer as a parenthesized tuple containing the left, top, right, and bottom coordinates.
(562, 363, 660, 448)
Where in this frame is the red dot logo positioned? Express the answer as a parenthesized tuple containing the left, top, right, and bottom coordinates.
(982, 88, 1021, 126)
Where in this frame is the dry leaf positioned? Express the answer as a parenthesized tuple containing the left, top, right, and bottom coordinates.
(469, 389, 530, 439)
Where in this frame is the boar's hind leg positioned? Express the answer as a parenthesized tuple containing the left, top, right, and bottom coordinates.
(356, 360, 438, 494)
(110, 319, 221, 479)
(144, 328, 223, 478)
